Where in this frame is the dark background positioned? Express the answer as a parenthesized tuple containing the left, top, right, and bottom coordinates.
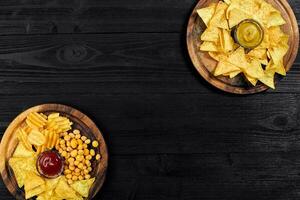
(0, 0, 299, 199)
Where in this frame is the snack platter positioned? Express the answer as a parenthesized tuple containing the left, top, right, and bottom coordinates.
(0, 104, 108, 200)
(187, 0, 299, 94)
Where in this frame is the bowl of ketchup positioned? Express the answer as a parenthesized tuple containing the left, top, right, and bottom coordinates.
(37, 150, 64, 179)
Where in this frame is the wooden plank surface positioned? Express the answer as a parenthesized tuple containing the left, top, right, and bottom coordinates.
(0, 0, 299, 199)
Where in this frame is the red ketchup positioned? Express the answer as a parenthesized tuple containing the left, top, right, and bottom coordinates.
(37, 151, 64, 179)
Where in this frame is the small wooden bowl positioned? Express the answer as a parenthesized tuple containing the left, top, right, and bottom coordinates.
(0, 104, 108, 200)
(187, 0, 299, 94)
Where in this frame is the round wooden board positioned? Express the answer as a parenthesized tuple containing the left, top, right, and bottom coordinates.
(187, 0, 299, 94)
(0, 104, 108, 200)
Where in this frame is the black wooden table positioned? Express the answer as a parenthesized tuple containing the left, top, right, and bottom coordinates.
(0, 0, 299, 199)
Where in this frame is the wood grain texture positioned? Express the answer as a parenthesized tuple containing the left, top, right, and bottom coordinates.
(0, 0, 298, 199)
(187, 0, 299, 94)
(0, 104, 108, 200)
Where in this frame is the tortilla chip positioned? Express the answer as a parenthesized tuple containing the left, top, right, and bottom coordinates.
(209, 1, 229, 29)
(197, 3, 217, 27)
(268, 26, 286, 47)
(259, 69, 275, 89)
(208, 52, 228, 61)
(266, 11, 286, 28)
(214, 60, 240, 76)
(266, 59, 286, 76)
(70, 178, 95, 198)
(200, 41, 219, 52)
(227, 7, 250, 28)
(37, 190, 54, 200)
(245, 75, 258, 86)
(227, 47, 248, 70)
(248, 48, 267, 59)
(13, 142, 35, 158)
(9, 156, 38, 188)
(231, 0, 262, 15)
(220, 29, 235, 52)
(268, 44, 288, 65)
(200, 26, 219, 42)
(224, 0, 231, 5)
(244, 58, 265, 79)
(55, 177, 78, 199)
(25, 184, 46, 199)
(24, 171, 45, 192)
(229, 70, 241, 78)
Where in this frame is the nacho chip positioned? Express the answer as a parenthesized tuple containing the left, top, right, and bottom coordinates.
(266, 11, 286, 28)
(13, 142, 35, 158)
(209, 1, 229, 29)
(70, 178, 95, 198)
(200, 41, 219, 52)
(214, 60, 240, 76)
(208, 52, 227, 61)
(45, 176, 61, 191)
(268, 26, 287, 47)
(55, 177, 78, 199)
(37, 190, 53, 200)
(24, 171, 45, 192)
(200, 26, 220, 42)
(227, 47, 248, 70)
(224, 0, 231, 5)
(259, 69, 276, 89)
(245, 75, 258, 86)
(266, 59, 286, 76)
(230, 0, 262, 15)
(227, 7, 250, 28)
(220, 29, 235, 52)
(9, 156, 38, 188)
(247, 48, 267, 60)
(229, 70, 241, 78)
(244, 58, 265, 79)
(268, 44, 288, 65)
(197, 3, 217, 27)
(9, 158, 26, 188)
(25, 184, 46, 199)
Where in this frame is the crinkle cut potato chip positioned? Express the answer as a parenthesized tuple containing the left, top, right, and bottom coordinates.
(28, 129, 46, 146)
(197, 0, 289, 89)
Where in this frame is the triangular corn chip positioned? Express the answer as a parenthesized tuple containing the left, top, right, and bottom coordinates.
(266, 59, 286, 76)
(209, 1, 229, 29)
(55, 177, 78, 199)
(227, 7, 250, 28)
(214, 60, 240, 76)
(70, 178, 95, 198)
(197, 3, 217, 27)
(200, 41, 219, 52)
(200, 26, 219, 42)
(220, 29, 235, 52)
(25, 184, 46, 199)
(227, 47, 248, 70)
(24, 171, 45, 192)
(13, 142, 35, 158)
(245, 75, 258, 86)
(259, 69, 275, 89)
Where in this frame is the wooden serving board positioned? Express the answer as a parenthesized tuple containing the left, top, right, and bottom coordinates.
(0, 104, 108, 200)
(187, 0, 299, 94)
